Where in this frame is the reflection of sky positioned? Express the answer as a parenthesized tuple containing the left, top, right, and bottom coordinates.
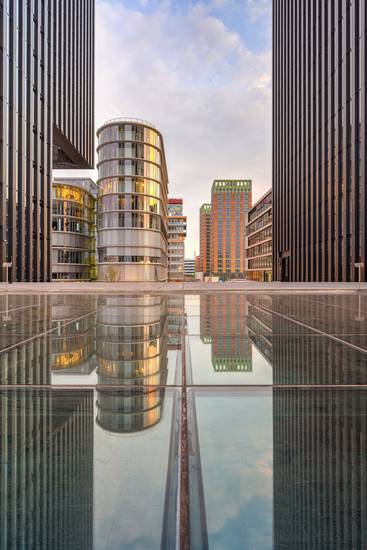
(51, 369, 98, 385)
(93, 391, 174, 550)
(189, 337, 273, 384)
(195, 391, 273, 549)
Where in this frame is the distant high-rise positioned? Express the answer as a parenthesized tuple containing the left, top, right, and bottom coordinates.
(273, 1, 367, 281)
(97, 118, 169, 282)
(211, 180, 252, 280)
(0, 1, 95, 282)
(167, 199, 187, 281)
(199, 204, 211, 275)
(195, 255, 202, 273)
(184, 258, 195, 278)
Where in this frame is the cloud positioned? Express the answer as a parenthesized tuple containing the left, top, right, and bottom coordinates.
(196, 393, 273, 535)
(94, 0, 271, 256)
(245, 0, 272, 22)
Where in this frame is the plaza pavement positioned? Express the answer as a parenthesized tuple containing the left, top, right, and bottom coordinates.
(0, 280, 366, 293)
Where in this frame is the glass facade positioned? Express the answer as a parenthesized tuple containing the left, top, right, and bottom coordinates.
(97, 119, 169, 281)
(52, 178, 98, 281)
(246, 189, 272, 282)
(0, 1, 94, 282)
(273, 1, 367, 282)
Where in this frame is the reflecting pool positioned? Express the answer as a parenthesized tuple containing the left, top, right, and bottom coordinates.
(0, 292, 366, 548)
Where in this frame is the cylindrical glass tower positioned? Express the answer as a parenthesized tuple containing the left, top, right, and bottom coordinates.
(96, 118, 169, 281)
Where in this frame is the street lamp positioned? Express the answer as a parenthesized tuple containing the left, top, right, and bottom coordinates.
(354, 262, 364, 322)
(2, 240, 12, 284)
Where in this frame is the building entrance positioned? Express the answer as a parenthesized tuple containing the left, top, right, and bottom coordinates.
(280, 257, 290, 282)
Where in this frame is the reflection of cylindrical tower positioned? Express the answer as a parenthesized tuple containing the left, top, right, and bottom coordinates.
(97, 118, 169, 282)
(96, 295, 168, 433)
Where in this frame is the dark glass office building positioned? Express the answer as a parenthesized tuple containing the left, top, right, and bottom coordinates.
(273, 1, 366, 281)
(0, 1, 94, 282)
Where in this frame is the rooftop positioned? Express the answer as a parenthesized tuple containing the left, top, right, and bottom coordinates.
(97, 117, 157, 133)
(200, 203, 212, 213)
(212, 179, 252, 192)
(53, 177, 99, 195)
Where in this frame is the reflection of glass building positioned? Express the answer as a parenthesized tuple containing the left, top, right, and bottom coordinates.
(0, 333, 51, 386)
(247, 294, 367, 385)
(247, 295, 274, 366)
(0, 332, 94, 548)
(51, 317, 96, 373)
(247, 294, 367, 384)
(244, 295, 367, 546)
(167, 295, 185, 350)
(0, 296, 53, 381)
(200, 294, 252, 372)
(0, 389, 93, 549)
(96, 295, 168, 433)
(52, 178, 98, 281)
(51, 296, 97, 374)
(97, 118, 169, 282)
(273, 389, 367, 548)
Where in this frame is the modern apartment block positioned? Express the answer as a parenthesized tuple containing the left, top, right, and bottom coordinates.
(273, 1, 367, 281)
(167, 199, 187, 281)
(0, 1, 95, 282)
(97, 118, 169, 282)
(199, 204, 211, 275)
(245, 190, 272, 282)
(211, 180, 252, 280)
(52, 178, 98, 281)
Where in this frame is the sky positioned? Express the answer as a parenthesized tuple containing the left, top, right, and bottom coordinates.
(56, 0, 272, 258)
